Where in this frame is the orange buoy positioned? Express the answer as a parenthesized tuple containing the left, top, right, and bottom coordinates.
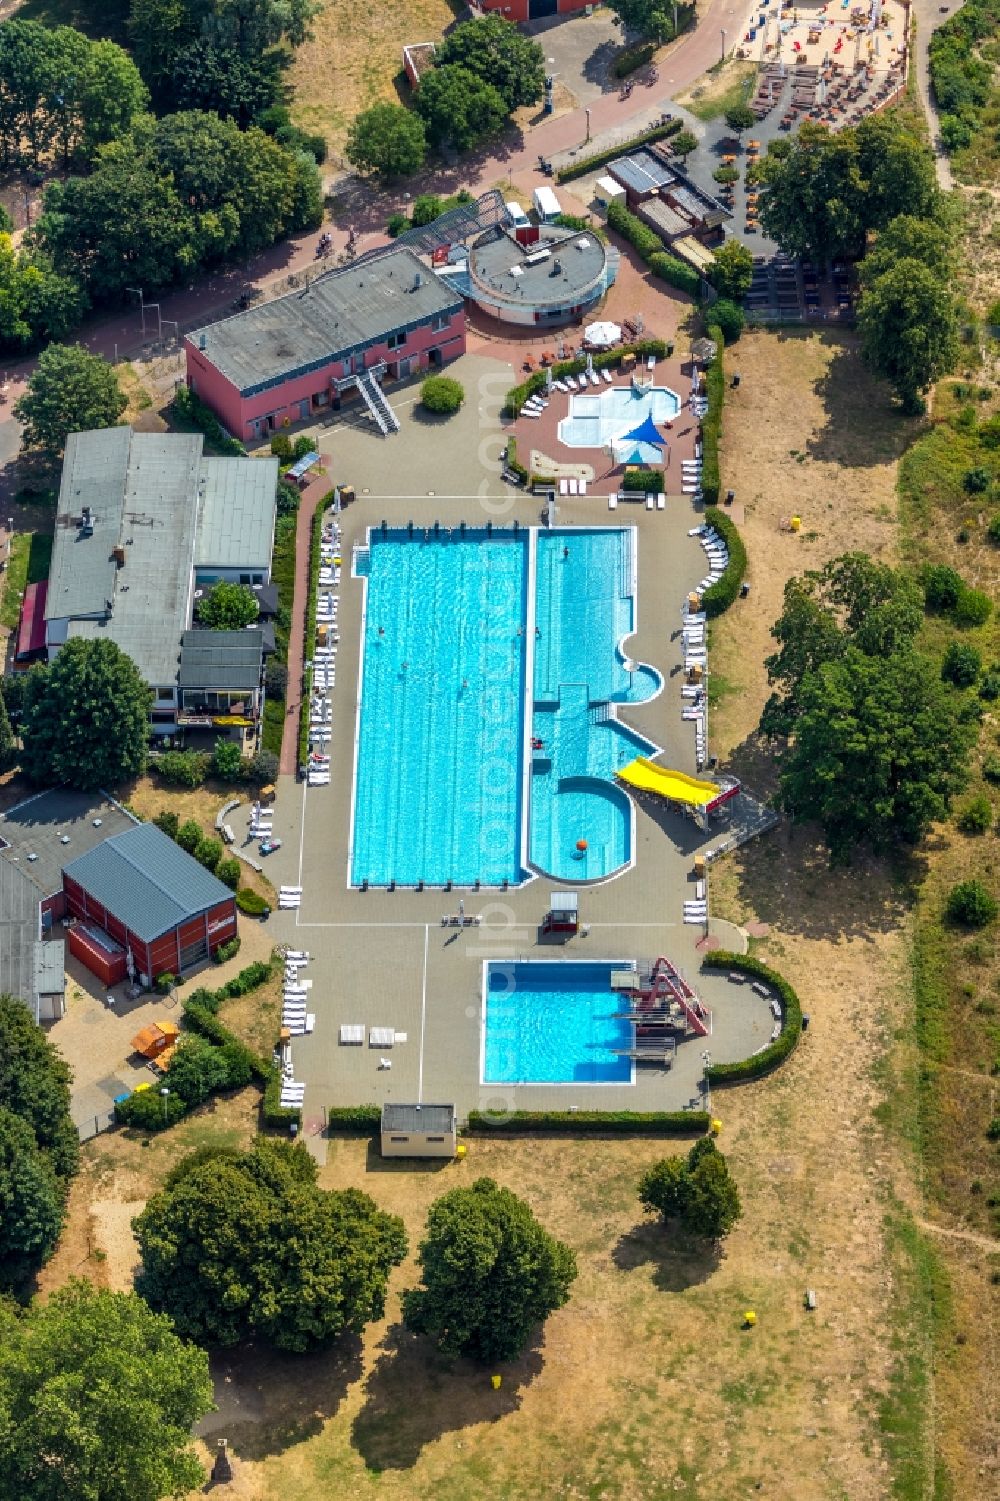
(576, 839, 588, 851)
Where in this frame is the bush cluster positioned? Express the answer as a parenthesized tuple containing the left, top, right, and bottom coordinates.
(325, 1105, 383, 1131)
(466, 1109, 711, 1134)
(945, 878, 998, 928)
(213, 934, 242, 963)
(420, 375, 464, 414)
(173, 385, 245, 456)
(700, 506, 747, 618)
(622, 467, 665, 494)
(647, 250, 701, 297)
(236, 886, 269, 915)
(503, 338, 669, 418)
(700, 953, 803, 1083)
(613, 40, 657, 78)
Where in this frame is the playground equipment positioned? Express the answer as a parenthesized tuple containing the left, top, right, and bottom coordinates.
(617, 758, 740, 829)
(610, 955, 711, 1063)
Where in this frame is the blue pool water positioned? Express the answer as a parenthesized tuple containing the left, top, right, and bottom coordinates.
(529, 530, 660, 881)
(484, 961, 633, 1084)
(350, 530, 528, 887)
(558, 384, 681, 451)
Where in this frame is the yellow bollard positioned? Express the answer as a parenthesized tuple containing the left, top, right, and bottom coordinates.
(491, 1374, 502, 1390)
(790, 515, 801, 532)
(711, 1118, 722, 1135)
(744, 1310, 757, 1329)
(456, 1144, 467, 1159)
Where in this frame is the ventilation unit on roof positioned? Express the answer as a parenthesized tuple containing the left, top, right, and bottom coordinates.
(79, 507, 94, 536)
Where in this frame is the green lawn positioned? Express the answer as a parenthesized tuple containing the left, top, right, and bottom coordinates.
(0, 529, 53, 631)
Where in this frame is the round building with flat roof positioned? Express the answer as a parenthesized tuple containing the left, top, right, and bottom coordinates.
(465, 224, 616, 328)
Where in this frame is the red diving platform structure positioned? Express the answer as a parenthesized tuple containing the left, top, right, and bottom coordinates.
(15, 579, 47, 663)
(612, 956, 711, 1065)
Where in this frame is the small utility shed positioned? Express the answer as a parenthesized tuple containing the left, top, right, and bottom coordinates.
(381, 1103, 458, 1159)
(62, 823, 237, 983)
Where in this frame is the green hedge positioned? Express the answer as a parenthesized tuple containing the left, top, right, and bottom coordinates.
(325, 1105, 382, 1132)
(700, 952, 803, 1083)
(613, 39, 657, 78)
(236, 886, 269, 916)
(622, 467, 664, 494)
(181, 999, 270, 1083)
(700, 506, 747, 617)
(700, 323, 725, 505)
(648, 250, 701, 298)
(556, 118, 682, 182)
(262, 1067, 302, 1130)
(607, 200, 663, 260)
(298, 491, 337, 771)
(466, 1109, 710, 1135)
(505, 436, 529, 484)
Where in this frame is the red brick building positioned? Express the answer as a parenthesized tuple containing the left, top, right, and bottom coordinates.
(62, 823, 237, 984)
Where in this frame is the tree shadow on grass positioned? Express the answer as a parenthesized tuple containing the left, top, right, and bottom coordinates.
(196, 1337, 364, 1460)
(716, 731, 925, 943)
(612, 1219, 722, 1290)
(351, 1324, 543, 1471)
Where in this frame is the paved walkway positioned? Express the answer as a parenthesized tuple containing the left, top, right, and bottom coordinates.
(279, 471, 336, 777)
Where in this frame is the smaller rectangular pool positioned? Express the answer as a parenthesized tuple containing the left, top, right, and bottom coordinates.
(483, 961, 634, 1085)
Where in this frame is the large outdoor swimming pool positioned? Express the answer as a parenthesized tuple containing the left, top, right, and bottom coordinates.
(350, 530, 528, 887)
(350, 526, 660, 888)
(558, 384, 681, 456)
(483, 960, 634, 1084)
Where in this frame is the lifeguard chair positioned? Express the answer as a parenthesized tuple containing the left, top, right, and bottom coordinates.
(543, 890, 579, 936)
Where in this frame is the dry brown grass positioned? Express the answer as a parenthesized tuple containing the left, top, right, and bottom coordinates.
(289, 0, 461, 153)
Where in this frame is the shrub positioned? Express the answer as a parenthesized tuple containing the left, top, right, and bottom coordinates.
(465, 1110, 710, 1135)
(270, 433, 292, 461)
(115, 1088, 187, 1131)
(922, 562, 964, 612)
(276, 479, 299, 517)
(164, 1036, 233, 1108)
(246, 749, 279, 786)
(223, 959, 272, 997)
(964, 466, 991, 493)
(421, 376, 464, 415)
(957, 793, 993, 834)
(215, 857, 241, 890)
(986, 1117, 1000, 1141)
(155, 972, 176, 994)
(505, 436, 528, 485)
(410, 193, 443, 227)
(387, 210, 409, 237)
(262, 1067, 302, 1129)
(213, 935, 242, 963)
(324, 1105, 383, 1132)
(212, 740, 244, 783)
(613, 40, 656, 77)
(713, 165, 739, 185)
(175, 819, 202, 854)
(153, 749, 209, 788)
(699, 953, 803, 1082)
(172, 386, 245, 457)
(946, 879, 998, 928)
(555, 118, 680, 182)
(954, 586, 992, 627)
(987, 515, 1000, 545)
(942, 640, 982, 686)
(700, 507, 747, 618)
(647, 251, 700, 297)
(982, 753, 1000, 783)
(153, 810, 179, 839)
(622, 467, 664, 494)
(193, 836, 223, 873)
(236, 886, 269, 916)
(712, 299, 745, 343)
(292, 434, 315, 460)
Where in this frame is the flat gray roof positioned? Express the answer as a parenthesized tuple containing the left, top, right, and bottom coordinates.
(609, 150, 676, 196)
(639, 198, 692, 241)
(469, 226, 606, 307)
(195, 457, 278, 571)
(178, 629, 264, 692)
(47, 427, 132, 622)
(189, 248, 463, 397)
(382, 1103, 456, 1134)
(0, 789, 136, 900)
(0, 856, 40, 1009)
(63, 822, 234, 944)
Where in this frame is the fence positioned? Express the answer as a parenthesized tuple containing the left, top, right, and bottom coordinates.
(77, 1108, 116, 1142)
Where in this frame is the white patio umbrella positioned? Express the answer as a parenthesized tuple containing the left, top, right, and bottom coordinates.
(584, 320, 622, 349)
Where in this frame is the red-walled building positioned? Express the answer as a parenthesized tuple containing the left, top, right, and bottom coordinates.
(62, 823, 237, 984)
(184, 247, 466, 443)
(469, 0, 591, 22)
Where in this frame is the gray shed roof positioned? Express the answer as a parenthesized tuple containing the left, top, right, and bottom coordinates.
(178, 629, 264, 692)
(638, 198, 692, 242)
(608, 150, 676, 197)
(381, 1103, 456, 1134)
(195, 457, 278, 570)
(0, 789, 137, 899)
(0, 857, 64, 1018)
(188, 248, 462, 396)
(63, 822, 234, 943)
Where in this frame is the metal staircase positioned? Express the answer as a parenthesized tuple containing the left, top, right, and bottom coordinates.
(356, 369, 400, 435)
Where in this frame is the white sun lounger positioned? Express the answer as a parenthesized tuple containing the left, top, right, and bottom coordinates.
(565, 375, 578, 390)
(370, 1028, 395, 1048)
(569, 478, 578, 495)
(646, 495, 654, 510)
(588, 370, 599, 386)
(553, 380, 568, 392)
(339, 1024, 364, 1045)
(601, 368, 613, 383)
(559, 479, 568, 495)
(305, 1014, 315, 1033)
(682, 484, 701, 495)
(647, 354, 655, 370)
(656, 494, 665, 510)
(608, 494, 618, 510)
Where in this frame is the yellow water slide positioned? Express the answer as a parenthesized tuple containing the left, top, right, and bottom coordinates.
(617, 757, 721, 808)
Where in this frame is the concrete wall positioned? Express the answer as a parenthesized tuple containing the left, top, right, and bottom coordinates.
(185, 311, 467, 442)
(381, 1128, 457, 1159)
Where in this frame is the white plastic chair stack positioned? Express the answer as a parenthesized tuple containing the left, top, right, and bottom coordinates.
(309, 517, 342, 784)
(282, 952, 313, 1035)
(280, 1077, 306, 1109)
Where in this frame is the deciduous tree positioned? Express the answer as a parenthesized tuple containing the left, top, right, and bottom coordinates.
(196, 581, 260, 629)
(345, 103, 426, 181)
(0, 1107, 64, 1287)
(857, 259, 960, 412)
(135, 1140, 407, 1351)
(0, 1281, 213, 1501)
(403, 1177, 577, 1362)
(14, 343, 125, 456)
(639, 1137, 742, 1240)
(415, 64, 508, 153)
(0, 994, 79, 1182)
(708, 238, 753, 301)
(19, 638, 152, 790)
(436, 16, 545, 112)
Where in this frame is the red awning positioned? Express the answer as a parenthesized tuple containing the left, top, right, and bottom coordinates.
(16, 580, 47, 660)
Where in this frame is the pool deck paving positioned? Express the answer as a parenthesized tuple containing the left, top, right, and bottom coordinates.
(256, 351, 770, 1126)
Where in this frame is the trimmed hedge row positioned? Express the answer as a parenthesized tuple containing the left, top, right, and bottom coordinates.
(556, 118, 682, 182)
(700, 322, 725, 505)
(503, 338, 670, 419)
(326, 1105, 382, 1131)
(613, 39, 657, 78)
(466, 1109, 710, 1135)
(298, 491, 337, 770)
(263, 1068, 302, 1130)
(505, 436, 528, 485)
(648, 250, 701, 298)
(700, 952, 803, 1083)
(623, 467, 664, 493)
(700, 506, 747, 618)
